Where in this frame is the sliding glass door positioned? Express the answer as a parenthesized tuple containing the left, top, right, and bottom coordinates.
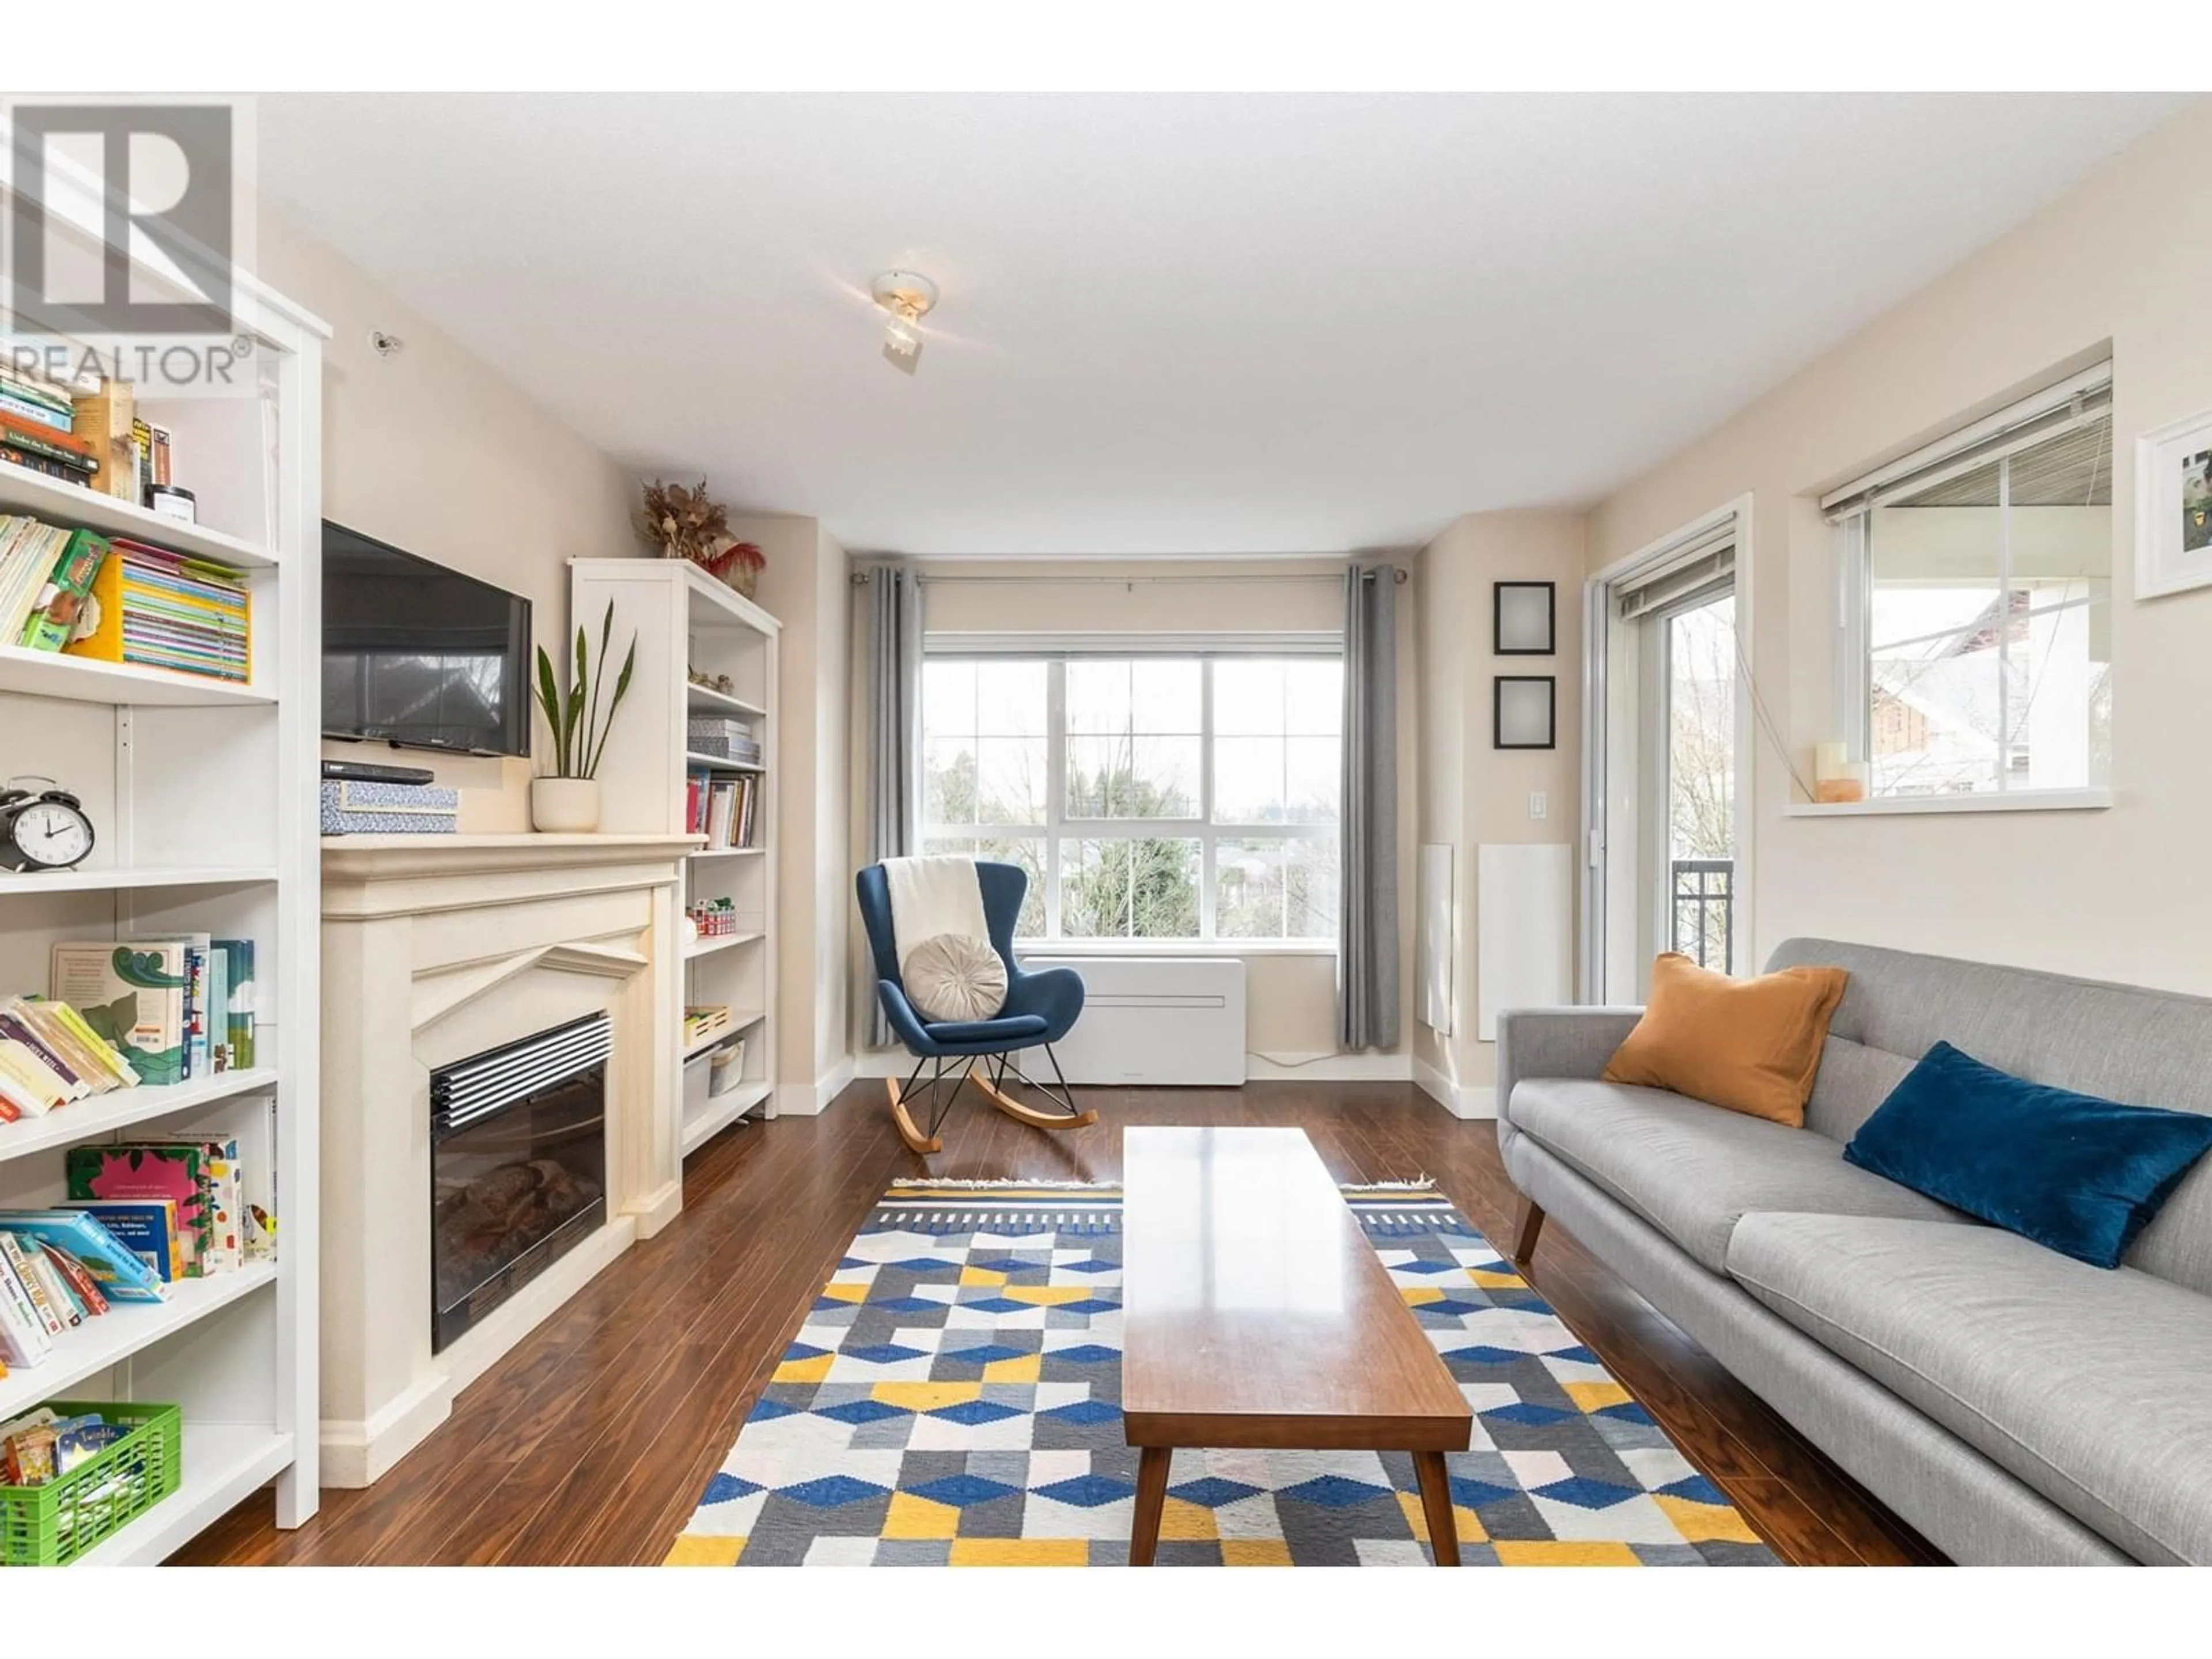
(1656, 592, 1737, 974)
(1584, 505, 1748, 1002)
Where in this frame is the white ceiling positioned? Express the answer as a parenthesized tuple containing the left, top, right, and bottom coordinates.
(256, 92, 2193, 556)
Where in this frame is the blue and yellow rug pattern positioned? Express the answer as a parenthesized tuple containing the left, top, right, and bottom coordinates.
(666, 1180, 1774, 1566)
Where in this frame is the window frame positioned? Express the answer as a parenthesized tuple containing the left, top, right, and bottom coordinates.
(1824, 365, 2115, 813)
(920, 639, 1343, 949)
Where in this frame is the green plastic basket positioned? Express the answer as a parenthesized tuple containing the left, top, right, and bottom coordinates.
(0, 1401, 181, 1566)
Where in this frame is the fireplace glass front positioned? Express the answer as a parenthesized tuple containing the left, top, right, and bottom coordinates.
(430, 1013, 609, 1353)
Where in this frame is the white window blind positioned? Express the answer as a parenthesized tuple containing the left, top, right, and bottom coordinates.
(1821, 363, 2113, 523)
(1614, 519, 1736, 621)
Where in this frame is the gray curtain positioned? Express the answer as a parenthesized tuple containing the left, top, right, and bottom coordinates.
(1339, 563, 1400, 1049)
(865, 565, 923, 1046)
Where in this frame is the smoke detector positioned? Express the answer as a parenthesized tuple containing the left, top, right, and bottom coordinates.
(871, 270, 938, 375)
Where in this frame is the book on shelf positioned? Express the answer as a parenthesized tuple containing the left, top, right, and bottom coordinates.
(63, 537, 251, 683)
(0, 997, 139, 1122)
(0, 1148, 266, 1365)
(0, 393, 72, 435)
(0, 1212, 168, 1304)
(143, 933, 217, 1081)
(15, 527, 107, 653)
(67, 377, 137, 502)
(0, 372, 74, 429)
(0, 520, 69, 642)
(0, 1240, 52, 1366)
(49, 942, 189, 1087)
(126, 417, 173, 507)
(36, 1240, 108, 1318)
(215, 938, 255, 1070)
(64, 1145, 207, 1275)
(1, 1235, 69, 1333)
(65, 1139, 244, 1278)
(686, 768, 760, 851)
(69, 1200, 183, 1282)
(0, 409, 96, 467)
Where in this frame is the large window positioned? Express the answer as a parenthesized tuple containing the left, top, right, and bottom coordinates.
(1828, 367, 2112, 801)
(922, 653, 1342, 942)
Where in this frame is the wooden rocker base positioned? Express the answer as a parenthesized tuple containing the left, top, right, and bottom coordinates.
(969, 1063, 1099, 1132)
(885, 1075, 944, 1156)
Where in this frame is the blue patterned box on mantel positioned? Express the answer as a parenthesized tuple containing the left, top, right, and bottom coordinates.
(320, 779, 460, 836)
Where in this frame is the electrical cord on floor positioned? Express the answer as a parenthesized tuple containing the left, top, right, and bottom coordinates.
(1246, 1050, 1353, 1068)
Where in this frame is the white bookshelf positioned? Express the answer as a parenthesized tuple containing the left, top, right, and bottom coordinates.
(570, 560, 779, 1160)
(0, 263, 325, 1560)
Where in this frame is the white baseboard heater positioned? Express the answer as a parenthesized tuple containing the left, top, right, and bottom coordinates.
(1020, 956, 1247, 1085)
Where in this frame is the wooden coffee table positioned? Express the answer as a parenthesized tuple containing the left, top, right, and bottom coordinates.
(1119, 1126, 1474, 1565)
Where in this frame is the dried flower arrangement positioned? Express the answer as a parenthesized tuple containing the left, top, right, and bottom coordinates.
(640, 478, 728, 562)
(639, 479, 768, 599)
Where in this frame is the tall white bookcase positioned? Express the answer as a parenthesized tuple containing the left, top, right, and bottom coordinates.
(569, 559, 779, 1159)
(0, 291, 325, 1556)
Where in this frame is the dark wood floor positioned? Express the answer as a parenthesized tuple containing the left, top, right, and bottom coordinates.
(176, 1082, 1942, 1566)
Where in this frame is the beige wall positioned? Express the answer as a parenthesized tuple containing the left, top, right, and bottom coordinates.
(1586, 101, 2210, 993)
(739, 515, 853, 1100)
(860, 556, 1414, 1064)
(1413, 512, 1585, 1097)
(259, 209, 642, 831)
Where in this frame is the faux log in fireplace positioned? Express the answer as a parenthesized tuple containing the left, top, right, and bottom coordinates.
(430, 1013, 611, 1353)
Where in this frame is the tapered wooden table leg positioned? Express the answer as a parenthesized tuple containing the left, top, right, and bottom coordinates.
(1128, 1445, 1172, 1566)
(1412, 1450, 1460, 1566)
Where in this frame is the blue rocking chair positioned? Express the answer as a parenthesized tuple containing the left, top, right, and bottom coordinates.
(856, 859, 1095, 1154)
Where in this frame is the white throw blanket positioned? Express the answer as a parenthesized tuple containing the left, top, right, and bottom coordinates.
(882, 854, 990, 978)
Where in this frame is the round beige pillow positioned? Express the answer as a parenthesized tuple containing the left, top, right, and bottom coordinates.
(903, 933, 1009, 1024)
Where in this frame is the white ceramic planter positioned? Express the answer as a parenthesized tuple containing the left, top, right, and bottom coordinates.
(531, 777, 601, 834)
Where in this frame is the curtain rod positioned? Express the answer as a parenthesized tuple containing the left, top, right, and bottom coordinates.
(851, 566, 1407, 586)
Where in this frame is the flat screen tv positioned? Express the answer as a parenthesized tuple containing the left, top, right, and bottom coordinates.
(321, 521, 533, 757)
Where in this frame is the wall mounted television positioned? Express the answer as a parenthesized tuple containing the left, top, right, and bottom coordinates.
(321, 521, 533, 758)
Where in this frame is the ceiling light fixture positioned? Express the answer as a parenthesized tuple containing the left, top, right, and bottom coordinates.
(871, 270, 938, 376)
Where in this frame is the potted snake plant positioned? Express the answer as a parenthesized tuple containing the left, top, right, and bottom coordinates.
(531, 601, 638, 834)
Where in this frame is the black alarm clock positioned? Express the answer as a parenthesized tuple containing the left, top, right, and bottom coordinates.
(0, 777, 94, 872)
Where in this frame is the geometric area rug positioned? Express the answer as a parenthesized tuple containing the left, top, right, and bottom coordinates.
(665, 1180, 1775, 1566)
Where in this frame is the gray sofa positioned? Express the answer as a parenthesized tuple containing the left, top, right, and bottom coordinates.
(1495, 937, 2212, 1566)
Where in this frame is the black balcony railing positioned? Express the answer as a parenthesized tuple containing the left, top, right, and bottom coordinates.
(1671, 858, 1734, 974)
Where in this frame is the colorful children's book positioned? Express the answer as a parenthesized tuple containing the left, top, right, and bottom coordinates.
(214, 939, 255, 1069)
(0, 521, 66, 641)
(0, 1032, 70, 1119)
(49, 942, 188, 1087)
(18, 1245, 82, 1325)
(194, 1137, 242, 1274)
(17, 528, 109, 652)
(133, 934, 211, 1080)
(69, 1200, 182, 1282)
(204, 945, 228, 1074)
(0, 1251, 52, 1366)
(37, 1241, 109, 1318)
(0, 1212, 166, 1303)
(0, 1234, 65, 1332)
(0, 997, 135, 1099)
(65, 1143, 210, 1274)
(31, 999, 138, 1090)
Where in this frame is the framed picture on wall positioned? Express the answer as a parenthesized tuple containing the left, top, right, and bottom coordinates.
(1494, 675, 1556, 749)
(1493, 581, 1556, 654)
(2136, 407, 2212, 600)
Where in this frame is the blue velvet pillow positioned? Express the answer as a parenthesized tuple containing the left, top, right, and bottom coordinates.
(1844, 1041, 2212, 1269)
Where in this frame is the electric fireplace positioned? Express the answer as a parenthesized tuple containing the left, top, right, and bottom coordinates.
(430, 1013, 609, 1353)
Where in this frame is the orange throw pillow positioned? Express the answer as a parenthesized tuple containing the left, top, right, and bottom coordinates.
(1602, 952, 1848, 1127)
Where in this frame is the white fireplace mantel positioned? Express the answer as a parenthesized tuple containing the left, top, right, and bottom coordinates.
(319, 832, 697, 1488)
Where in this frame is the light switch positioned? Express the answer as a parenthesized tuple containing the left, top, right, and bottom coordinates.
(1529, 791, 1548, 820)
